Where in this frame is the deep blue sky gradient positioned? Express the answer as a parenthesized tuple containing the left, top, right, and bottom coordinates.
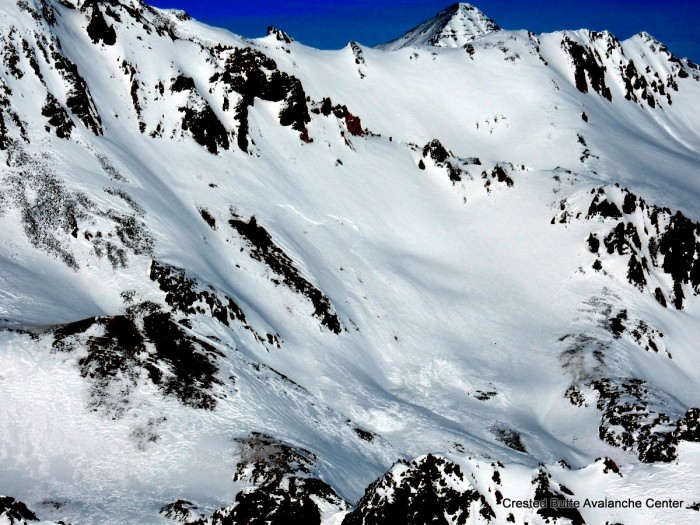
(148, 0, 700, 61)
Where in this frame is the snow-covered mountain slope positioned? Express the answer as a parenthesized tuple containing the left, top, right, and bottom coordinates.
(379, 3, 500, 50)
(0, 1, 700, 524)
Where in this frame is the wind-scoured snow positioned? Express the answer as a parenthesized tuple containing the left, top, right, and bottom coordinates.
(0, 1, 699, 524)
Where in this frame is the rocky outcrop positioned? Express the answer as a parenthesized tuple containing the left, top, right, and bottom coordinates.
(556, 185, 700, 309)
(52, 303, 224, 414)
(210, 46, 310, 151)
(176, 433, 347, 525)
(343, 454, 495, 525)
(0, 497, 38, 524)
(229, 213, 343, 333)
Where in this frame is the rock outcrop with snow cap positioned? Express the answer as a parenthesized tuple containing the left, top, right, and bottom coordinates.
(379, 3, 501, 50)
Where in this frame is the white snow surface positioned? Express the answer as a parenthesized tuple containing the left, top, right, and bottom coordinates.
(0, 1, 699, 524)
(379, 3, 501, 50)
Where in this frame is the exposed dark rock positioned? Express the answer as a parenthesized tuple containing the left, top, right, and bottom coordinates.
(353, 427, 376, 442)
(212, 47, 310, 151)
(490, 165, 514, 187)
(567, 186, 700, 309)
(659, 211, 698, 286)
(654, 287, 667, 307)
(629, 319, 667, 355)
(603, 222, 629, 255)
(622, 192, 637, 214)
(267, 26, 293, 44)
(562, 36, 612, 101)
(343, 454, 494, 525)
(675, 408, 700, 442)
(423, 139, 450, 164)
(673, 281, 685, 310)
(41, 93, 74, 138)
(607, 309, 627, 338)
(179, 98, 230, 155)
(198, 208, 216, 229)
(212, 480, 327, 525)
(587, 233, 600, 253)
(591, 378, 695, 463)
(171, 74, 195, 93)
(201, 433, 347, 525)
(86, 4, 117, 45)
(0, 111, 8, 151)
(108, 211, 154, 256)
(475, 390, 497, 401)
(278, 79, 311, 139)
(560, 301, 684, 461)
(229, 214, 342, 333)
(149, 260, 247, 327)
(492, 426, 527, 453)
(160, 499, 203, 523)
(532, 469, 585, 525)
(146, 310, 222, 409)
(565, 386, 587, 407)
(422, 139, 464, 183)
(2, 38, 23, 79)
(52, 304, 223, 414)
(0, 497, 38, 523)
(120, 60, 142, 121)
(349, 41, 366, 78)
(0, 92, 28, 145)
(599, 457, 621, 475)
(51, 50, 102, 135)
(16, 0, 43, 23)
(315, 99, 365, 137)
(0, 154, 114, 270)
(619, 58, 673, 107)
(587, 191, 622, 219)
(627, 254, 647, 289)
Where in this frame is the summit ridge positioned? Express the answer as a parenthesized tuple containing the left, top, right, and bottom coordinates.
(378, 2, 501, 50)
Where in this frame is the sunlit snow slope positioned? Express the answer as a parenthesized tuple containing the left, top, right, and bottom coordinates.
(1, 1, 699, 524)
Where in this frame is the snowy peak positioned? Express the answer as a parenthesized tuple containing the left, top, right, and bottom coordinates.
(379, 3, 500, 50)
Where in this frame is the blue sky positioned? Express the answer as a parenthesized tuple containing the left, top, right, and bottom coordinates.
(148, 0, 700, 61)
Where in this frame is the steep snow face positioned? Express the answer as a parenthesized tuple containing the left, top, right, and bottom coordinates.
(379, 3, 501, 50)
(1, 1, 700, 524)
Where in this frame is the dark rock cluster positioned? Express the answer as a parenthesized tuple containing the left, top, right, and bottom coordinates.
(562, 35, 612, 101)
(560, 30, 696, 107)
(531, 468, 585, 525)
(229, 213, 343, 333)
(313, 97, 365, 137)
(210, 46, 311, 151)
(0, 497, 38, 524)
(174, 433, 347, 525)
(592, 378, 699, 463)
(557, 185, 700, 309)
(149, 260, 249, 329)
(52, 303, 224, 414)
(41, 93, 74, 138)
(343, 454, 494, 525)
